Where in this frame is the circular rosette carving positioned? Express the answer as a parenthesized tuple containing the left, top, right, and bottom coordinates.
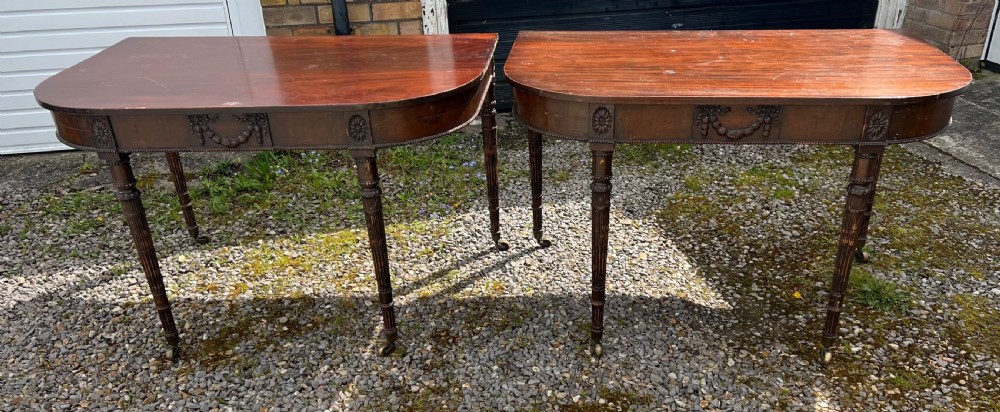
(864, 108, 889, 141)
(591, 107, 613, 138)
(348, 115, 371, 144)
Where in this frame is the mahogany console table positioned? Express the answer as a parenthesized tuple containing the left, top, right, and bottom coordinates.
(34, 35, 505, 360)
(505, 30, 971, 363)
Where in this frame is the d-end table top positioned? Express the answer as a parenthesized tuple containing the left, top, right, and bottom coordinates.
(35, 34, 499, 115)
(505, 30, 971, 105)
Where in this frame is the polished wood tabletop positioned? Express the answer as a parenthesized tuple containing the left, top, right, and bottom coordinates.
(34, 35, 500, 152)
(506, 29, 970, 364)
(505, 30, 970, 105)
(36, 35, 499, 114)
(507, 30, 970, 146)
(33, 34, 505, 360)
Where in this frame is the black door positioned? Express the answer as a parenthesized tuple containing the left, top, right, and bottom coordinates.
(449, 0, 879, 110)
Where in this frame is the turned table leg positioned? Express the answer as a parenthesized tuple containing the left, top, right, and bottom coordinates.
(589, 142, 614, 357)
(853, 150, 884, 263)
(480, 82, 509, 251)
(528, 130, 552, 248)
(100, 152, 181, 361)
(820, 145, 885, 364)
(164, 153, 209, 244)
(350, 149, 400, 356)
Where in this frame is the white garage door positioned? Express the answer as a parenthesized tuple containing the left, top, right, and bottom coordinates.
(0, 0, 265, 154)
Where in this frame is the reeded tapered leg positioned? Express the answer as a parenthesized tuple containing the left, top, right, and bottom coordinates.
(100, 152, 181, 361)
(350, 149, 399, 357)
(853, 150, 884, 263)
(589, 142, 614, 357)
(820, 145, 885, 364)
(164, 153, 209, 244)
(480, 83, 509, 251)
(528, 130, 551, 248)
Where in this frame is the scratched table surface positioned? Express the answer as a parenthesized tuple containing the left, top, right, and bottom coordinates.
(35, 34, 499, 114)
(505, 30, 971, 105)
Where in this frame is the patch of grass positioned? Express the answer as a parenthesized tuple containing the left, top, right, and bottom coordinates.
(657, 193, 737, 237)
(849, 267, 910, 313)
(483, 279, 506, 295)
(733, 165, 798, 199)
(78, 160, 98, 175)
(191, 136, 484, 236)
(683, 174, 706, 192)
(949, 294, 1000, 357)
(560, 386, 653, 411)
(887, 369, 934, 391)
(549, 169, 573, 183)
(241, 229, 362, 280)
(42, 191, 117, 216)
(616, 143, 692, 167)
(191, 296, 356, 368)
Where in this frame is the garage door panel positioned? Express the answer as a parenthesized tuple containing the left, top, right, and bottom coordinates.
(2, 25, 231, 53)
(0, 73, 59, 94)
(0, 0, 222, 12)
(0, 129, 68, 153)
(2, 5, 228, 33)
(0, 50, 101, 72)
(0, 0, 264, 154)
(0, 93, 40, 111)
(1, 110, 53, 130)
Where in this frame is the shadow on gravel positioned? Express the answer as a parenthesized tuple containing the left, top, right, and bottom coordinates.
(4, 266, 783, 411)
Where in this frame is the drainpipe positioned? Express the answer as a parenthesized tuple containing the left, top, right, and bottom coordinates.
(331, 0, 350, 35)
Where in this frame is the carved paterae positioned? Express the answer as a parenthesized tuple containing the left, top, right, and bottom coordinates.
(695, 105, 781, 140)
(188, 113, 268, 148)
(592, 106, 613, 138)
(91, 118, 113, 148)
(348, 115, 371, 144)
(864, 107, 890, 141)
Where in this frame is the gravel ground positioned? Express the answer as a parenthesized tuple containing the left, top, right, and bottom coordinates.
(1, 118, 999, 411)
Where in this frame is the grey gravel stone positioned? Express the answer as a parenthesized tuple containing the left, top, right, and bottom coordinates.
(1, 120, 999, 411)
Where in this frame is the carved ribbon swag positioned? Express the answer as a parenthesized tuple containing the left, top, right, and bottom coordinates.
(696, 105, 780, 140)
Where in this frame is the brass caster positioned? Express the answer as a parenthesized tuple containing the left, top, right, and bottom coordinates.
(591, 341, 603, 358)
(495, 241, 510, 252)
(854, 249, 871, 264)
(379, 342, 397, 357)
(166, 346, 181, 363)
(819, 347, 833, 366)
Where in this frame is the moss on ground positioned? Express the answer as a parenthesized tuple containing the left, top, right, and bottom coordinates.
(639, 144, 1000, 409)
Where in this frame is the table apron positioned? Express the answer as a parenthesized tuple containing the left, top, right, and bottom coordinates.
(513, 88, 956, 145)
(50, 81, 487, 152)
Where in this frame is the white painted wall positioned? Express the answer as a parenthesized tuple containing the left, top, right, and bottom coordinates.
(0, 0, 265, 155)
(421, 0, 449, 34)
(875, 0, 908, 29)
(984, 0, 999, 65)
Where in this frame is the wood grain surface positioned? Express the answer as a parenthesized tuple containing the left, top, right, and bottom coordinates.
(35, 34, 498, 114)
(505, 30, 971, 105)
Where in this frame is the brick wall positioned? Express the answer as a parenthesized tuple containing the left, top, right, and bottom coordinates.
(902, 0, 996, 65)
(261, 0, 423, 36)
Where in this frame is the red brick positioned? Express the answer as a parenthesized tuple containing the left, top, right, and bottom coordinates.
(266, 27, 293, 36)
(352, 22, 398, 35)
(371, 1, 421, 21)
(292, 25, 333, 36)
(318, 5, 333, 24)
(263, 5, 318, 26)
(260, 0, 285, 6)
(348, 3, 371, 22)
(399, 20, 422, 35)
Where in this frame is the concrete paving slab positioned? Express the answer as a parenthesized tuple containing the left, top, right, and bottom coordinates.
(922, 70, 1000, 182)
